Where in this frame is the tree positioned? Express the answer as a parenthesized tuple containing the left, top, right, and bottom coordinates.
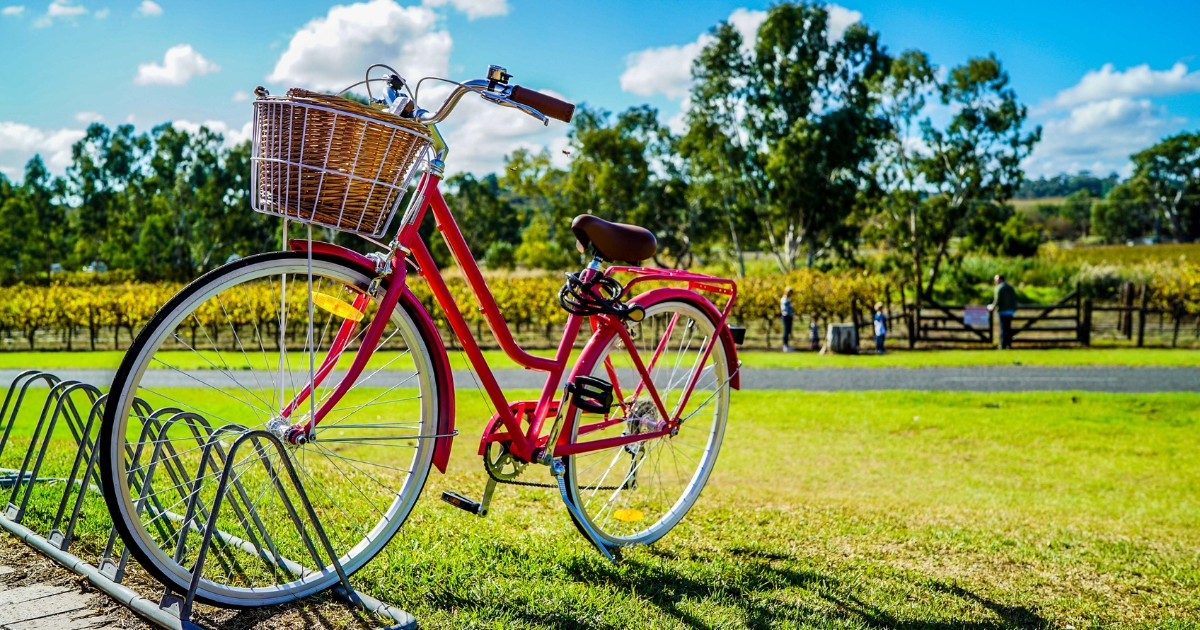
(0, 157, 67, 280)
(962, 203, 1040, 257)
(560, 105, 710, 267)
(1060, 189, 1093, 237)
(67, 124, 148, 272)
(442, 172, 522, 268)
(1091, 182, 1153, 243)
(686, 2, 891, 271)
(1129, 131, 1200, 242)
(501, 149, 577, 270)
(916, 55, 1040, 295)
(1017, 171, 1119, 199)
(679, 20, 756, 276)
(753, 5, 890, 270)
(864, 49, 938, 299)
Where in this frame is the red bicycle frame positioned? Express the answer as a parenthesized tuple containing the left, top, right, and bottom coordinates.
(282, 170, 740, 465)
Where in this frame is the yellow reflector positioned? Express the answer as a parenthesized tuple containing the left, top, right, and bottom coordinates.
(612, 508, 644, 523)
(312, 293, 364, 322)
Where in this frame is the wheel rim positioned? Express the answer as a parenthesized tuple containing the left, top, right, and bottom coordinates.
(566, 299, 729, 546)
(104, 256, 436, 606)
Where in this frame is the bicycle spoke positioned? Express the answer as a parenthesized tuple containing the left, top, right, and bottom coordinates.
(104, 255, 436, 604)
(567, 299, 729, 545)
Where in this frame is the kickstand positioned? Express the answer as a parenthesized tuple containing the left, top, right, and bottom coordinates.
(551, 459, 614, 562)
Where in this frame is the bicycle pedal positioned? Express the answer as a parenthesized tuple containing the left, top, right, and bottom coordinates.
(440, 491, 482, 515)
(568, 376, 614, 415)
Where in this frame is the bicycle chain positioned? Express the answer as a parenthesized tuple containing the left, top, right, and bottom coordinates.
(482, 447, 633, 491)
(482, 345, 743, 493)
(483, 455, 556, 489)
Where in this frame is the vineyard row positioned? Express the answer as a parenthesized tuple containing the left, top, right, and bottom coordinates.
(0, 265, 1196, 351)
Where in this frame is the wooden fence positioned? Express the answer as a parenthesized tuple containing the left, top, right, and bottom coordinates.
(889, 282, 1199, 348)
(901, 290, 1090, 347)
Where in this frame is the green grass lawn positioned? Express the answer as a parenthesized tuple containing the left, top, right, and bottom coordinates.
(375, 390, 1200, 629)
(0, 345, 1197, 372)
(3, 388, 1198, 628)
(739, 346, 1200, 369)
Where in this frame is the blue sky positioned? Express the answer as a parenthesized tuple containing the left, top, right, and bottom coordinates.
(2, 0, 1200, 181)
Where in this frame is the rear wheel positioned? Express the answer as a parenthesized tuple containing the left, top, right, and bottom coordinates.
(99, 252, 439, 607)
(564, 297, 730, 547)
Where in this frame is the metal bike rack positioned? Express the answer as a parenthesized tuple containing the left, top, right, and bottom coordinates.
(0, 370, 417, 630)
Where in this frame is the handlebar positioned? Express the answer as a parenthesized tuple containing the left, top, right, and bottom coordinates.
(409, 68, 575, 127)
(508, 86, 575, 123)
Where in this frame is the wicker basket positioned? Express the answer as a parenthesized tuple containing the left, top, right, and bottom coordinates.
(250, 88, 431, 238)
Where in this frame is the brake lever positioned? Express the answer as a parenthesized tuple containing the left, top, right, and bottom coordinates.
(480, 91, 550, 126)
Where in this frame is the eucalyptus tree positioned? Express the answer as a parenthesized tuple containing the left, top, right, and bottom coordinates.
(685, 2, 891, 272)
(501, 148, 577, 270)
(562, 105, 710, 268)
(0, 157, 66, 280)
(1091, 181, 1154, 243)
(68, 123, 150, 272)
(915, 55, 1040, 295)
(1129, 131, 1200, 242)
(679, 20, 756, 276)
(865, 49, 938, 298)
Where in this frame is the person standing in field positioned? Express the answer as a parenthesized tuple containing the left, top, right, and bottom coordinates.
(873, 302, 887, 354)
(988, 274, 1018, 349)
(780, 287, 795, 352)
(809, 318, 821, 351)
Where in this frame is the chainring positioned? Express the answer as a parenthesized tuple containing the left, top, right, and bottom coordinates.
(484, 439, 527, 481)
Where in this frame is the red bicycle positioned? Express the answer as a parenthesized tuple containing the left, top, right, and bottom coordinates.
(99, 65, 742, 607)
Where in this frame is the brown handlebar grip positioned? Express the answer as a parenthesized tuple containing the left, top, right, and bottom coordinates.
(509, 86, 575, 123)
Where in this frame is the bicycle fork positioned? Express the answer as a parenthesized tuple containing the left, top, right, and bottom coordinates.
(552, 458, 614, 562)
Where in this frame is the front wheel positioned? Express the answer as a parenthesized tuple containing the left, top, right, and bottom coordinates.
(98, 252, 440, 607)
(564, 296, 731, 547)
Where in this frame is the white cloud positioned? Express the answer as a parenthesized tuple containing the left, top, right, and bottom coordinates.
(2, 5, 25, 16)
(47, 0, 85, 16)
(93, 7, 106, 17)
(620, 8, 764, 100)
(34, 0, 85, 25)
(1050, 62, 1200, 109)
(726, 7, 767, 45)
(74, 111, 104, 124)
(620, 36, 712, 99)
(231, 90, 251, 102)
(134, 44, 220, 86)
(267, 0, 450, 94)
(437, 88, 572, 175)
(1025, 97, 1184, 177)
(421, 0, 506, 20)
(135, 0, 160, 16)
(173, 119, 253, 147)
(619, 5, 857, 100)
(0, 121, 86, 176)
(826, 4, 861, 42)
(1025, 61, 1200, 176)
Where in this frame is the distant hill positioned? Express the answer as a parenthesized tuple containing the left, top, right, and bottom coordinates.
(1016, 172, 1120, 199)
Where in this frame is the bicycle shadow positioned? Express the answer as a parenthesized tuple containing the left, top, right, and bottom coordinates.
(399, 540, 1049, 630)
(555, 544, 1050, 630)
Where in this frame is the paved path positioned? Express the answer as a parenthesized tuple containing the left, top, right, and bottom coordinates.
(3, 366, 1197, 392)
(0, 566, 114, 630)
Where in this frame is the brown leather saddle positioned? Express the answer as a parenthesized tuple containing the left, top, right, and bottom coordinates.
(571, 214, 657, 262)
